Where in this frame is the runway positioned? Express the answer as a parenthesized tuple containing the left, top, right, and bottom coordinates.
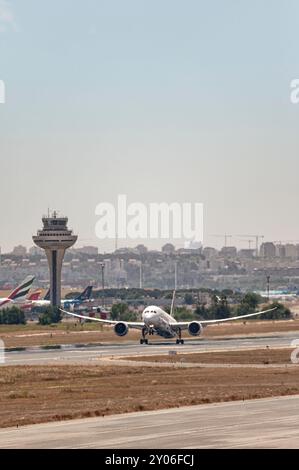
(0, 395, 298, 448)
(2, 332, 298, 365)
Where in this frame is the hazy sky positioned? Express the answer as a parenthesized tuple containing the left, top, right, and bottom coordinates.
(0, 0, 299, 253)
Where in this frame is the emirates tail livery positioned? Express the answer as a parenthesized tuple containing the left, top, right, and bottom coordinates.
(21, 290, 42, 310)
(0, 276, 35, 309)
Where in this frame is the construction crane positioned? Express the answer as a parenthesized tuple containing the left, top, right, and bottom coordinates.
(272, 240, 299, 244)
(211, 234, 232, 248)
(237, 235, 264, 257)
(238, 239, 253, 250)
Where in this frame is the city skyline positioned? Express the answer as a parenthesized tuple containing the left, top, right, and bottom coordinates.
(3, 237, 299, 257)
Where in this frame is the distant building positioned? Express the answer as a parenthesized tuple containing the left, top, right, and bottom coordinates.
(203, 247, 218, 259)
(161, 243, 176, 255)
(276, 244, 286, 258)
(12, 245, 27, 256)
(220, 246, 237, 258)
(184, 239, 202, 250)
(135, 244, 148, 255)
(238, 249, 255, 259)
(76, 246, 98, 256)
(260, 242, 276, 258)
(285, 244, 298, 260)
(29, 246, 43, 256)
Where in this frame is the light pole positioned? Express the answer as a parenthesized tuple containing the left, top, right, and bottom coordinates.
(174, 261, 178, 290)
(99, 262, 105, 307)
(139, 261, 143, 289)
(100, 263, 105, 290)
(267, 275, 271, 302)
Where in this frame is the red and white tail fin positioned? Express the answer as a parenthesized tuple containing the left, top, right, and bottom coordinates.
(8, 276, 35, 301)
(27, 290, 41, 301)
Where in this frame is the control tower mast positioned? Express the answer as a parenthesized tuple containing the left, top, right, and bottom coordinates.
(33, 211, 77, 307)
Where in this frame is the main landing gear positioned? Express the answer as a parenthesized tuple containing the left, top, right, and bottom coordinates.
(140, 327, 149, 345)
(176, 328, 184, 345)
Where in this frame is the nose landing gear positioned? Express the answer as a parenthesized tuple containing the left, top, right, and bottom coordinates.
(176, 328, 184, 345)
(140, 327, 149, 345)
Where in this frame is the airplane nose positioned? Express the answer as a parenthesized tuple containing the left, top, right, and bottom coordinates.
(143, 311, 151, 322)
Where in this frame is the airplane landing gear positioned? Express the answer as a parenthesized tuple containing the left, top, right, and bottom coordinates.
(176, 328, 184, 345)
(140, 327, 149, 345)
(176, 339, 184, 345)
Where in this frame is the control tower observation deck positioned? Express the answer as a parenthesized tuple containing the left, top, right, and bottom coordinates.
(33, 212, 77, 307)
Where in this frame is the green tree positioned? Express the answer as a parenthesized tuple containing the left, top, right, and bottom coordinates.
(260, 302, 291, 320)
(235, 292, 263, 316)
(184, 293, 194, 305)
(0, 306, 26, 325)
(38, 307, 62, 325)
(194, 302, 210, 320)
(173, 307, 195, 321)
(210, 295, 231, 319)
(110, 303, 130, 321)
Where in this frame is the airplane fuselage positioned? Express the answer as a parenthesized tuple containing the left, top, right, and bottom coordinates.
(0, 298, 12, 309)
(26, 298, 88, 309)
(141, 306, 178, 339)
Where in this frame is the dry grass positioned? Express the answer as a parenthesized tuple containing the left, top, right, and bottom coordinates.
(1, 319, 299, 349)
(0, 362, 299, 428)
(126, 348, 294, 365)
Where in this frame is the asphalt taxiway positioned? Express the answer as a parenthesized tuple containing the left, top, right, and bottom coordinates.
(2, 332, 298, 365)
(0, 395, 298, 448)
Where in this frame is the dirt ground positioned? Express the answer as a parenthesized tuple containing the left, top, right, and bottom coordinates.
(1, 319, 299, 349)
(126, 348, 295, 365)
(0, 362, 298, 428)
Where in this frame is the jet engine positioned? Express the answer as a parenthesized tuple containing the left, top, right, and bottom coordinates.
(114, 322, 129, 337)
(188, 321, 202, 337)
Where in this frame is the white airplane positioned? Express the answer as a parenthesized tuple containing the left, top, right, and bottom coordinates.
(29, 286, 93, 309)
(0, 276, 35, 309)
(61, 291, 277, 345)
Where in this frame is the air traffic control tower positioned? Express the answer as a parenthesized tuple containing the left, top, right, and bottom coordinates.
(33, 212, 77, 307)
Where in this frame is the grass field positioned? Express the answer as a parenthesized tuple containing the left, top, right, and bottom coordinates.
(0, 352, 298, 428)
(126, 348, 295, 365)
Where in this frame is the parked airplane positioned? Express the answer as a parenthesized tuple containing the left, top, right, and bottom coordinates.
(29, 286, 93, 309)
(20, 291, 42, 310)
(62, 286, 93, 309)
(61, 291, 277, 344)
(0, 276, 35, 309)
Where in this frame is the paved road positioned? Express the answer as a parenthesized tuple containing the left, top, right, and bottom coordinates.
(2, 332, 298, 365)
(0, 395, 298, 448)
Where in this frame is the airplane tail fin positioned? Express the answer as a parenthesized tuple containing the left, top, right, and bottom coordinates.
(170, 289, 176, 317)
(75, 286, 93, 301)
(8, 276, 35, 301)
(44, 289, 50, 301)
(27, 290, 42, 301)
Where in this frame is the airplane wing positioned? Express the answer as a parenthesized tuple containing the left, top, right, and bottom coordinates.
(60, 308, 145, 330)
(171, 307, 277, 329)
